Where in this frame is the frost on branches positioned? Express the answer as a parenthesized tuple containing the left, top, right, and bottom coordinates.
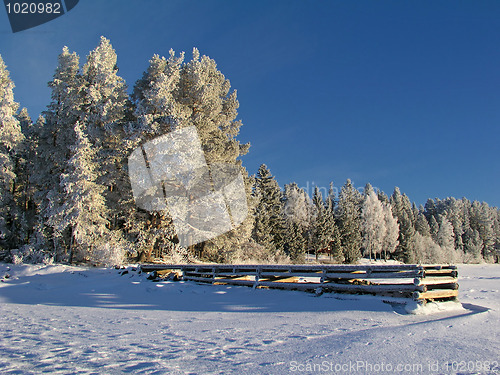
(0, 38, 499, 266)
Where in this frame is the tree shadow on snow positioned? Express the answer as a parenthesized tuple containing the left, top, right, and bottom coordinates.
(0, 266, 402, 314)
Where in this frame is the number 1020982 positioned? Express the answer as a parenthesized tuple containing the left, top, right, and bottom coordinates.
(5, 2, 62, 14)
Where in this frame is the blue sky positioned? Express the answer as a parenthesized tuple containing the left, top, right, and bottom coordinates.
(1, 0, 499, 207)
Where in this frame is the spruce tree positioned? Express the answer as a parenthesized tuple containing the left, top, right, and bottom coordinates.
(81, 37, 130, 234)
(382, 200, 399, 261)
(390, 188, 416, 263)
(33, 46, 83, 258)
(48, 123, 117, 264)
(282, 183, 311, 262)
(0, 55, 24, 250)
(429, 215, 439, 241)
(252, 164, 284, 258)
(415, 212, 431, 237)
(310, 186, 337, 261)
(336, 179, 362, 263)
(283, 220, 306, 263)
(14, 108, 34, 245)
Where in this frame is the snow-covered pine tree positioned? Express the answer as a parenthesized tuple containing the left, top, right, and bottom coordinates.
(282, 183, 312, 262)
(336, 179, 362, 263)
(361, 190, 386, 260)
(377, 190, 390, 205)
(463, 228, 483, 263)
(437, 215, 458, 262)
(415, 212, 431, 237)
(0, 55, 24, 250)
(390, 187, 416, 263)
(33, 47, 83, 259)
(131, 50, 186, 139)
(282, 220, 306, 263)
(177, 48, 254, 261)
(363, 183, 375, 196)
(48, 122, 119, 265)
(326, 182, 343, 262)
(130, 48, 255, 262)
(127, 51, 185, 262)
(382, 200, 399, 261)
(13, 108, 35, 245)
(429, 215, 439, 242)
(282, 182, 312, 232)
(493, 209, 500, 263)
(81, 37, 130, 235)
(310, 186, 337, 261)
(252, 164, 285, 259)
(469, 201, 495, 261)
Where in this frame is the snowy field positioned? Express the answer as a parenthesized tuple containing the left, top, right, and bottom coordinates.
(0, 263, 498, 375)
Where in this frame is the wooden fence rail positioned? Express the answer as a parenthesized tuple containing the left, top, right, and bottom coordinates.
(140, 263, 459, 303)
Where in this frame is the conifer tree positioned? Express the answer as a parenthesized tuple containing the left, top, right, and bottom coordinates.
(469, 201, 495, 261)
(390, 188, 416, 263)
(252, 164, 284, 258)
(415, 212, 431, 237)
(14, 108, 34, 244)
(282, 220, 306, 263)
(33, 47, 83, 258)
(48, 123, 119, 264)
(336, 179, 362, 263)
(282, 183, 311, 262)
(382, 200, 399, 260)
(0, 55, 24, 250)
(81, 37, 130, 233)
(130, 48, 254, 261)
(310, 186, 337, 261)
(429, 215, 439, 241)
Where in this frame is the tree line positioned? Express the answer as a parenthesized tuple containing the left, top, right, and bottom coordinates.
(0, 37, 498, 265)
(253, 165, 499, 264)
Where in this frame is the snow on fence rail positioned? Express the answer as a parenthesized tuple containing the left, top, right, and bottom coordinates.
(140, 264, 459, 303)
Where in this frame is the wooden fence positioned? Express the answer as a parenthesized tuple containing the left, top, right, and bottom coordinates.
(140, 264, 459, 302)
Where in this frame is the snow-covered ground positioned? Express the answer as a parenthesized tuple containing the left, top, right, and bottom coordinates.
(0, 263, 498, 375)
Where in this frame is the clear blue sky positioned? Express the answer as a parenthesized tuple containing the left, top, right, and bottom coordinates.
(1, 0, 499, 207)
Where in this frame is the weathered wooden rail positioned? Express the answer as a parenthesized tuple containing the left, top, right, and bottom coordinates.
(140, 264, 459, 303)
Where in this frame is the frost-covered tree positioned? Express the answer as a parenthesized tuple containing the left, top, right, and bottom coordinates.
(413, 232, 445, 264)
(177, 48, 254, 260)
(0, 55, 24, 250)
(48, 123, 121, 265)
(437, 215, 455, 250)
(130, 48, 254, 262)
(361, 190, 399, 261)
(13, 108, 35, 245)
(282, 220, 306, 263)
(33, 47, 83, 257)
(252, 164, 284, 258)
(336, 179, 362, 263)
(469, 201, 495, 261)
(81, 37, 130, 233)
(282, 183, 312, 231)
(361, 191, 385, 260)
(429, 215, 439, 242)
(463, 228, 483, 263)
(390, 187, 416, 263)
(282, 183, 312, 263)
(382, 201, 399, 260)
(415, 212, 431, 237)
(310, 186, 338, 260)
